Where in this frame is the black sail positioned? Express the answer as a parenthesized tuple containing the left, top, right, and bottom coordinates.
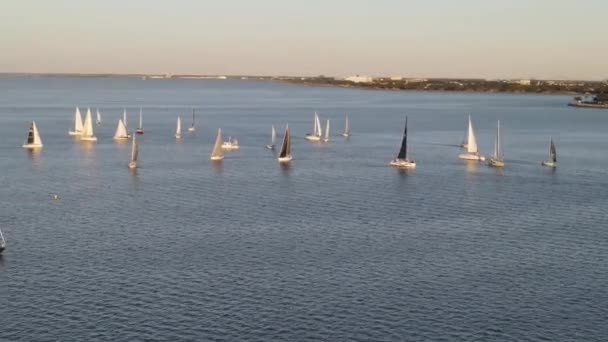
(26, 123, 35, 144)
(550, 139, 556, 162)
(279, 125, 290, 158)
(397, 117, 408, 160)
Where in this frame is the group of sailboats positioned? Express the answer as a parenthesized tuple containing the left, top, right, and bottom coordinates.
(304, 112, 350, 142)
(66, 107, 98, 142)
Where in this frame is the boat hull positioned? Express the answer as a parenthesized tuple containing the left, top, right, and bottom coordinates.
(278, 155, 292, 163)
(210, 156, 224, 161)
(22, 143, 43, 149)
(265, 144, 275, 150)
(175, 134, 181, 139)
(135, 129, 144, 135)
(188, 127, 196, 132)
(80, 136, 97, 142)
(488, 158, 505, 167)
(341, 133, 350, 138)
(221, 144, 239, 150)
(389, 159, 416, 168)
(542, 160, 556, 167)
(128, 161, 137, 169)
(305, 134, 321, 141)
(459, 153, 485, 161)
(68, 131, 82, 136)
(114, 136, 130, 140)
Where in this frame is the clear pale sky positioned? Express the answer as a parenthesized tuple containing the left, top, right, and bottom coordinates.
(1, 0, 606, 80)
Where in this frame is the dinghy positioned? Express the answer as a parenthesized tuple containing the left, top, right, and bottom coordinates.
(135, 108, 144, 134)
(278, 124, 292, 163)
(175, 116, 182, 139)
(266, 125, 276, 149)
(80, 108, 98, 141)
(96, 108, 102, 125)
(222, 136, 240, 150)
(114, 118, 130, 140)
(68, 107, 84, 136)
(22, 121, 43, 149)
(305, 112, 322, 141)
(458, 115, 485, 161)
(342, 115, 351, 137)
(542, 137, 557, 167)
(128, 135, 139, 169)
(389, 117, 416, 168)
(323, 119, 330, 142)
(210, 128, 224, 161)
(0, 227, 6, 254)
(188, 109, 196, 132)
(487, 120, 504, 167)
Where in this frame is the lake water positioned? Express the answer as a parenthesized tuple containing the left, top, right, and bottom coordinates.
(1, 76, 607, 341)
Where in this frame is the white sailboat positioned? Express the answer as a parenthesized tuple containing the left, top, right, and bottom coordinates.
(222, 136, 240, 150)
(458, 115, 485, 161)
(542, 137, 557, 167)
(389, 117, 416, 168)
(68, 107, 84, 136)
(113, 117, 130, 140)
(136, 108, 144, 134)
(80, 108, 98, 141)
(266, 125, 276, 149)
(278, 124, 292, 163)
(22, 121, 43, 149)
(342, 115, 351, 137)
(96, 108, 102, 125)
(128, 135, 139, 169)
(323, 119, 330, 142)
(175, 116, 182, 139)
(305, 112, 322, 141)
(488, 120, 504, 167)
(188, 109, 196, 132)
(0, 227, 6, 254)
(210, 128, 224, 161)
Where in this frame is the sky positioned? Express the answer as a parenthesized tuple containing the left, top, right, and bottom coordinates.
(1, 0, 607, 80)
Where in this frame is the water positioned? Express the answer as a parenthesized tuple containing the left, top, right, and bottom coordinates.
(1, 76, 607, 341)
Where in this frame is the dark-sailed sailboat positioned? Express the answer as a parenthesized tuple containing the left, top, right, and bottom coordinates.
(0, 227, 6, 254)
(542, 137, 557, 167)
(188, 109, 196, 132)
(389, 117, 416, 168)
(278, 124, 292, 163)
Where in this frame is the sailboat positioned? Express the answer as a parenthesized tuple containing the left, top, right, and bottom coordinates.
(68, 107, 84, 136)
(135, 108, 144, 134)
(210, 128, 224, 161)
(22, 121, 43, 149)
(266, 125, 276, 149)
(541, 137, 557, 167)
(222, 136, 240, 150)
(188, 109, 196, 132)
(80, 108, 98, 141)
(96, 108, 102, 125)
(487, 120, 504, 167)
(128, 135, 139, 169)
(458, 115, 485, 161)
(113, 117, 130, 140)
(389, 117, 416, 168)
(0, 227, 6, 254)
(342, 115, 351, 137)
(323, 119, 330, 142)
(175, 116, 182, 139)
(278, 124, 292, 163)
(305, 112, 322, 141)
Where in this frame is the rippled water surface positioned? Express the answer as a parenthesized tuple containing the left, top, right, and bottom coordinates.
(1, 76, 607, 341)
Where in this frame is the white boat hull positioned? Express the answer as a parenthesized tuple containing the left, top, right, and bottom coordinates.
(210, 155, 224, 161)
(68, 131, 82, 136)
(128, 161, 137, 169)
(341, 133, 350, 137)
(80, 136, 97, 142)
(266, 144, 275, 150)
(175, 134, 181, 139)
(542, 160, 556, 167)
(221, 144, 239, 150)
(488, 158, 505, 167)
(278, 155, 292, 163)
(22, 143, 43, 149)
(389, 159, 416, 168)
(305, 134, 321, 141)
(114, 136, 131, 140)
(459, 153, 485, 161)
(188, 127, 195, 132)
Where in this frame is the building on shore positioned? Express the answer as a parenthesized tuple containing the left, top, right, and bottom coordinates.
(345, 75, 374, 83)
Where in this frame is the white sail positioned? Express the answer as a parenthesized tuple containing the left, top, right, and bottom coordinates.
(175, 116, 182, 138)
(210, 128, 224, 160)
(315, 113, 322, 137)
(139, 109, 143, 129)
(81, 108, 97, 140)
(96, 109, 102, 124)
(33, 121, 42, 146)
(123, 109, 128, 130)
(131, 135, 138, 162)
(114, 118, 129, 139)
(69, 107, 84, 135)
(271, 125, 276, 144)
(324, 119, 330, 141)
(466, 115, 478, 153)
(493, 120, 502, 159)
(343, 115, 350, 136)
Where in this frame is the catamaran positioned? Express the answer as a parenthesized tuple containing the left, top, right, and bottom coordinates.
(323, 119, 330, 142)
(175, 116, 182, 139)
(487, 120, 504, 167)
(80, 108, 98, 141)
(542, 137, 557, 167)
(22, 121, 43, 149)
(210, 128, 224, 161)
(305, 112, 322, 141)
(136, 108, 144, 134)
(266, 125, 276, 149)
(188, 109, 196, 132)
(278, 124, 292, 163)
(128, 135, 139, 169)
(114, 117, 130, 140)
(96, 108, 102, 125)
(222, 136, 240, 150)
(0, 227, 6, 254)
(68, 107, 84, 136)
(458, 115, 485, 161)
(342, 115, 351, 137)
(389, 117, 416, 168)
